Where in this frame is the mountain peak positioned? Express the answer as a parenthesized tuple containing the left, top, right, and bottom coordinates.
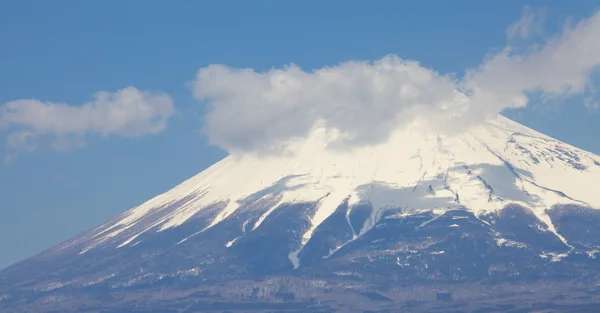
(2, 115, 600, 312)
(76, 115, 599, 265)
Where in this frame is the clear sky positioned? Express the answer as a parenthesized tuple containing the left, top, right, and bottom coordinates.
(1, 1, 599, 270)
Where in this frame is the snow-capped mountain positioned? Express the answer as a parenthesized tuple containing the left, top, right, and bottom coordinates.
(2, 115, 600, 312)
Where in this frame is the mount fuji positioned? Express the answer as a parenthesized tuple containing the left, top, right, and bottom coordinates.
(2, 115, 600, 312)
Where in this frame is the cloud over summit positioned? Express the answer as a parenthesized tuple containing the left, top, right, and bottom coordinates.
(194, 57, 463, 154)
(195, 10, 600, 154)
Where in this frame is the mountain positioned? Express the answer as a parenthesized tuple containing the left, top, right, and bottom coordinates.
(2, 115, 600, 312)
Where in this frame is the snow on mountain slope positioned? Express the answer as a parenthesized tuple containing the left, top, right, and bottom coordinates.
(80, 115, 600, 265)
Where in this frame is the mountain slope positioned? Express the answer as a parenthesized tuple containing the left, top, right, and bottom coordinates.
(1, 115, 600, 312)
(79, 115, 600, 262)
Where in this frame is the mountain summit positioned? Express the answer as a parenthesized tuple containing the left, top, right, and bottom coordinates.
(2, 115, 600, 312)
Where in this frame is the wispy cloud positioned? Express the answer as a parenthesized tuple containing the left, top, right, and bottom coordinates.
(0, 87, 174, 152)
(585, 97, 600, 111)
(463, 9, 600, 123)
(193, 9, 600, 154)
(506, 6, 547, 41)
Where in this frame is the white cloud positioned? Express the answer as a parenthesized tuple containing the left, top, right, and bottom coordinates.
(194, 58, 465, 154)
(0, 86, 174, 151)
(506, 6, 547, 41)
(193, 10, 600, 155)
(464, 10, 600, 123)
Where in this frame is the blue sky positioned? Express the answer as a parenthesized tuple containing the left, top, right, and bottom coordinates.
(1, 1, 599, 269)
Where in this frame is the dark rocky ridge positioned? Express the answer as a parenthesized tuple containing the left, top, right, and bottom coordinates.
(2, 201, 600, 312)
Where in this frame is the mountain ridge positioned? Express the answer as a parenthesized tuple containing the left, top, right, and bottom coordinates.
(74, 115, 600, 267)
(2, 114, 600, 312)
